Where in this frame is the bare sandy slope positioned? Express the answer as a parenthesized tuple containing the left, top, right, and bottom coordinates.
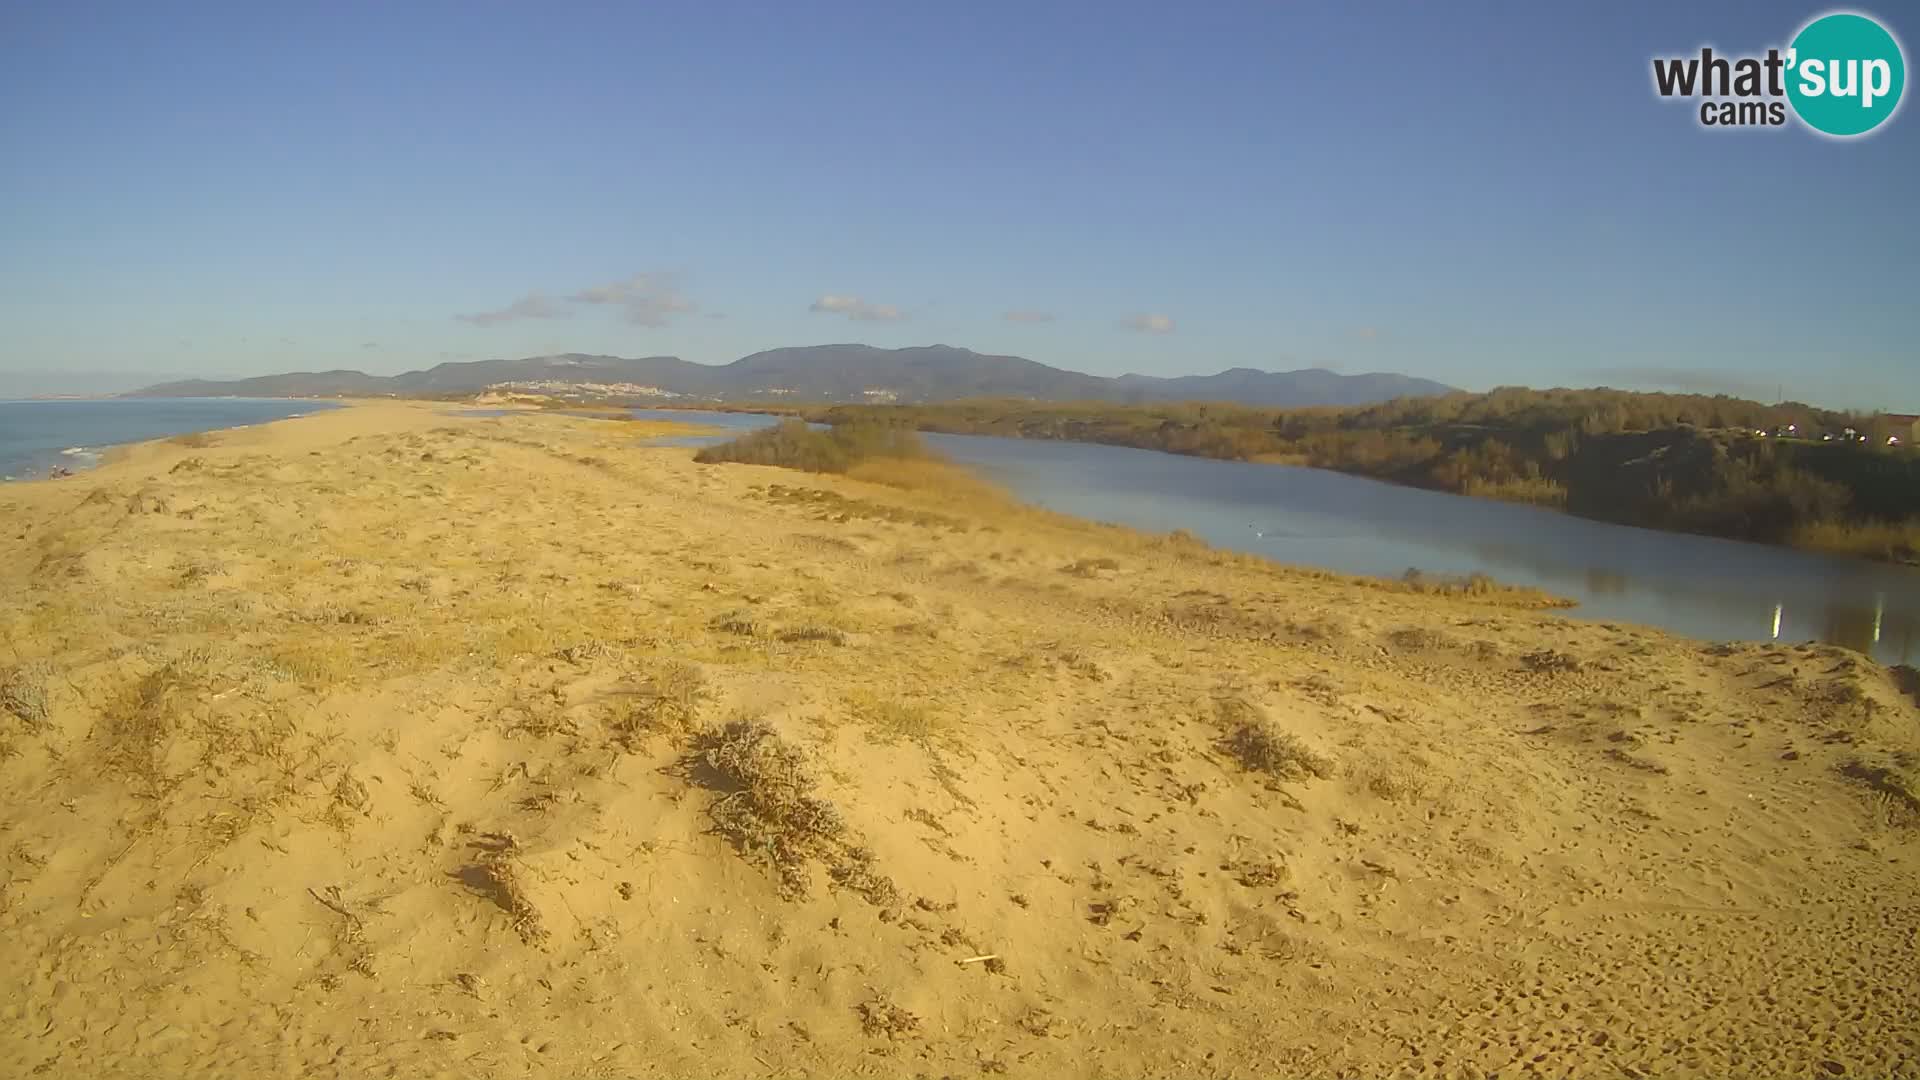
(1, 401, 1916, 1079)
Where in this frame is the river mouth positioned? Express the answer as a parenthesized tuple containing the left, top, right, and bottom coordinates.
(640, 409, 1920, 663)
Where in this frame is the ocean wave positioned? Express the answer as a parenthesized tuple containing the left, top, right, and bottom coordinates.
(60, 446, 99, 458)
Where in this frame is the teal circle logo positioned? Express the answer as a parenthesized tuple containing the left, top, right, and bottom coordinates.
(1786, 12, 1906, 136)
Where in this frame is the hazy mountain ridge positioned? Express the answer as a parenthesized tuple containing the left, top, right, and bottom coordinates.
(129, 345, 1455, 406)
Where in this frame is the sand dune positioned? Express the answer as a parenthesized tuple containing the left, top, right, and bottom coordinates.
(0, 401, 1914, 1079)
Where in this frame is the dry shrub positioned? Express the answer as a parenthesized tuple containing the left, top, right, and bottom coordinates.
(1056, 649, 1108, 681)
(1363, 762, 1433, 802)
(460, 833, 549, 946)
(1892, 665, 1920, 712)
(1840, 756, 1920, 817)
(175, 556, 221, 586)
(1087, 895, 1137, 926)
(1603, 747, 1670, 775)
(1164, 528, 1210, 549)
(1386, 626, 1452, 651)
(693, 719, 897, 904)
(1061, 556, 1121, 578)
(554, 640, 621, 665)
(849, 694, 941, 745)
(711, 610, 762, 637)
(1396, 568, 1575, 610)
(612, 661, 708, 746)
(0, 662, 52, 734)
(497, 696, 574, 740)
(1812, 677, 1873, 719)
(777, 624, 848, 646)
(857, 996, 922, 1039)
(827, 845, 898, 905)
(271, 636, 358, 687)
(1216, 699, 1335, 780)
(758, 483, 965, 530)
(98, 662, 197, 792)
(794, 532, 861, 554)
(323, 769, 373, 832)
(1019, 1009, 1058, 1037)
(1521, 649, 1584, 673)
(1229, 859, 1289, 887)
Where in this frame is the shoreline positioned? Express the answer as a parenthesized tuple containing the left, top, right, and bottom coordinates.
(0, 396, 350, 484)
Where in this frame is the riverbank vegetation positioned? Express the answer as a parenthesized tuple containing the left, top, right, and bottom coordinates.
(692, 417, 1007, 505)
(803, 390, 1920, 562)
(692, 418, 928, 473)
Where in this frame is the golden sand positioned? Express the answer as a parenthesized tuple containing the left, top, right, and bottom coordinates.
(0, 401, 1914, 1078)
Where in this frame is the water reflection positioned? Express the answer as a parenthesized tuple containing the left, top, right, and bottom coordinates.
(1585, 567, 1629, 596)
(1820, 595, 1915, 662)
(915, 431, 1920, 665)
(1454, 536, 1919, 663)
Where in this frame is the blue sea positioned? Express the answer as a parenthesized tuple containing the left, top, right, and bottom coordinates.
(0, 398, 341, 481)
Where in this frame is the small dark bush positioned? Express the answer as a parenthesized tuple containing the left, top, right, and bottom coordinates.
(1216, 699, 1336, 780)
(692, 719, 899, 905)
(694, 419, 928, 474)
(0, 663, 51, 732)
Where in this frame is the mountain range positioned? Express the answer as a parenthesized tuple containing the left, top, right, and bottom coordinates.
(129, 345, 1455, 407)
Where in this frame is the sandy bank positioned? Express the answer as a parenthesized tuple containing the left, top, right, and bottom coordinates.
(0, 402, 1915, 1079)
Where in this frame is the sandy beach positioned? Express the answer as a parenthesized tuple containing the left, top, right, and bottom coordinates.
(0, 400, 1914, 1079)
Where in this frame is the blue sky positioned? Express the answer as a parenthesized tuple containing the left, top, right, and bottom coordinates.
(1, 1, 1913, 406)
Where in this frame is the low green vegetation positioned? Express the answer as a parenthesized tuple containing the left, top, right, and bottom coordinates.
(693, 418, 928, 473)
(805, 390, 1920, 562)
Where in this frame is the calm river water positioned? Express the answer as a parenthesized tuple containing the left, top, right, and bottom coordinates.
(637, 410, 1920, 664)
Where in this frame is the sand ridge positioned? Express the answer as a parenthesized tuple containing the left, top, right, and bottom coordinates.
(0, 401, 1915, 1078)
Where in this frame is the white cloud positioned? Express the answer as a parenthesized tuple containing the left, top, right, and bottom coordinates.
(456, 292, 567, 327)
(1120, 312, 1175, 334)
(1002, 310, 1056, 324)
(569, 272, 695, 327)
(810, 294, 906, 322)
(1355, 326, 1379, 340)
